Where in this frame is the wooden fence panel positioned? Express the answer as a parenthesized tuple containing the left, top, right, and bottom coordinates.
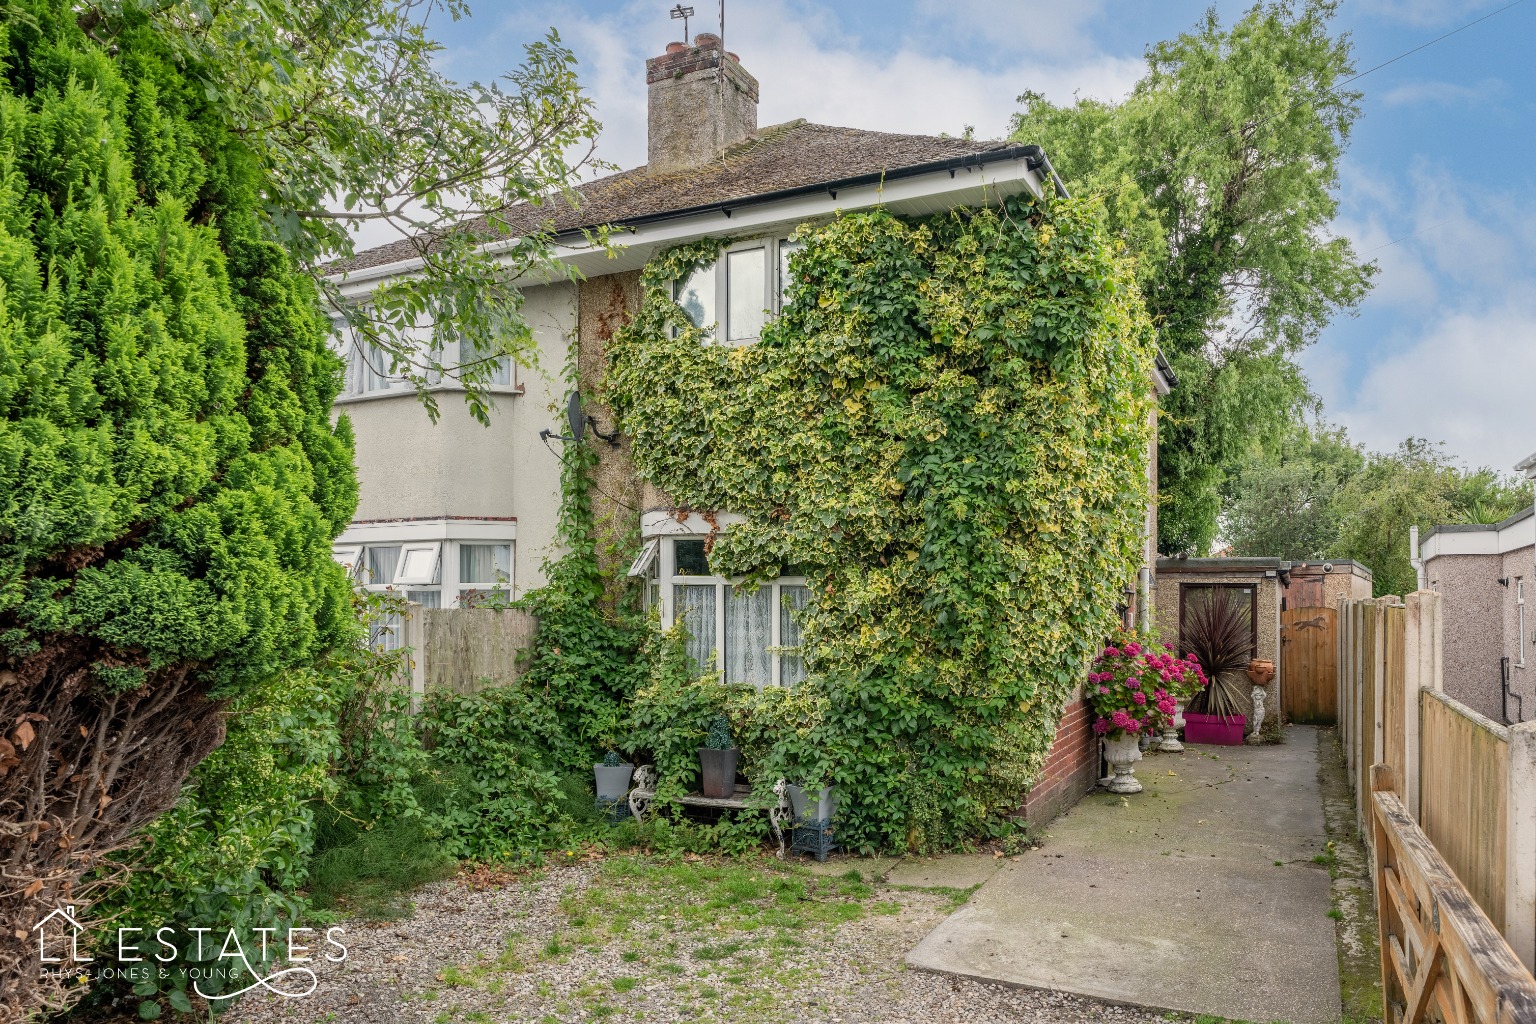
(1361, 602, 1379, 830)
(1371, 764, 1536, 1024)
(1282, 606, 1337, 723)
(420, 607, 538, 694)
(1420, 690, 1510, 932)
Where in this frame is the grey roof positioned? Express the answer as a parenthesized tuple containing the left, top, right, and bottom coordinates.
(330, 120, 1026, 275)
(1517, 450, 1536, 476)
(1422, 504, 1535, 541)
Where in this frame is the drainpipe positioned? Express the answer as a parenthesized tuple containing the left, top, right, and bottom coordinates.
(1137, 566, 1152, 631)
(1409, 525, 1425, 591)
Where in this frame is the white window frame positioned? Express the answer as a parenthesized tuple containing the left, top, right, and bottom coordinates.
(673, 235, 801, 346)
(335, 522, 517, 611)
(656, 535, 808, 688)
(627, 538, 660, 578)
(331, 545, 363, 578)
(393, 543, 443, 586)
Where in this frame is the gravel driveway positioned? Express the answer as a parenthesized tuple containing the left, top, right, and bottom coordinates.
(226, 856, 1170, 1024)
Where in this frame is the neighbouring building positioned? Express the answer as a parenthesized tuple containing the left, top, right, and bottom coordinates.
(326, 32, 1173, 822)
(1420, 476, 1536, 724)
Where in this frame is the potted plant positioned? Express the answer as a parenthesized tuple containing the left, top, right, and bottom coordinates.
(1180, 589, 1254, 745)
(594, 750, 634, 802)
(786, 783, 840, 822)
(1087, 635, 1200, 793)
(698, 714, 738, 798)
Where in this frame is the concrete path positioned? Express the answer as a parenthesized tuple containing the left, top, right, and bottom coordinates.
(909, 726, 1341, 1024)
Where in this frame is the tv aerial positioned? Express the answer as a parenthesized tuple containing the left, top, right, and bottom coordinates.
(541, 390, 619, 447)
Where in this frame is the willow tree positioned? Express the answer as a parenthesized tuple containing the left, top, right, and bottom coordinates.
(1012, 0, 1375, 554)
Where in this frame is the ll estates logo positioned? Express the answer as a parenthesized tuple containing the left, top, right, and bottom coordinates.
(34, 905, 347, 1001)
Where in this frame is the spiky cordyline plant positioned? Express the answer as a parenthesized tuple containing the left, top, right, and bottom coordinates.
(1182, 588, 1254, 720)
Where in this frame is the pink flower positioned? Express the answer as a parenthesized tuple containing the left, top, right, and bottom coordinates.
(1153, 688, 1168, 701)
(1187, 651, 1200, 662)
(1111, 710, 1137, 732)
(1164, 642, 1174, 651)
(1157, 698, 1177, 715)
(1132, 692, 1147, 706)
(1125, 641, 1141, 655)
(1093, 718, 1111, 735)
(1098, 685, 1109, 694)
(1102, 646, 1121, 658)
(1126, 677, 1140, 689)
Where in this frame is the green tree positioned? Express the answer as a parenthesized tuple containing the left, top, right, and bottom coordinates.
(1333, 440, 1532, 597)
(1011, 0, 1375, 555)
(0, 4, 359, 1010)
(1222, 422, 1363, 558)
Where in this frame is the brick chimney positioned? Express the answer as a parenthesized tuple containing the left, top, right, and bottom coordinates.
(645, 34, 759, 174)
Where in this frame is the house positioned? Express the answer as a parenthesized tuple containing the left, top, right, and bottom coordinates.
(327, 33, 1171, 820)
(1418, 453, 1536, 724)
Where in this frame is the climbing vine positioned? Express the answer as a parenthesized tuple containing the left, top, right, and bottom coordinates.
(605, 194, 1157, 852)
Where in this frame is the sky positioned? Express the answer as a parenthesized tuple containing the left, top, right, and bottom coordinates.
(422, 0, 1536, 474)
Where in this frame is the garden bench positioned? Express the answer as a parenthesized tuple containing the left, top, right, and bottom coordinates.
(626, 766, 795, 858)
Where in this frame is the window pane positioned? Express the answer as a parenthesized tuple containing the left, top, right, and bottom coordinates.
(365, 546, 401, 586)
(675, 584, 718, 672)
(778, 240, 803, 307)
(780, 585, 811, 686)
(674, 539, 711, 576)
(458, 588, 509, 608)
(461, 544, 512, 586)
(404, 590, 441, 609)
(727, 248, 766, 343)
(725, 585, 773, 687)
(675, 264, 716, 333)
(460, 334, 512, 386)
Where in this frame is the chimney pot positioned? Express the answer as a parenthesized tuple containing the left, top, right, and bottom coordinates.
(692, 32, 722, 49)
(727, 51, 740, 62)
(665, 41, 687, 54)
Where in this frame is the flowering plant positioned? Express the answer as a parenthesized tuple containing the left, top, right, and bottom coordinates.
(1086, 632, 1206, 738)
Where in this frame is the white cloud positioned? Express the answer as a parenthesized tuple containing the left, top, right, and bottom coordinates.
(1325, 292, 1536, 471)
(1379, 78, 1504, 107)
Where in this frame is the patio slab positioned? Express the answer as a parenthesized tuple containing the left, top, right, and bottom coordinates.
(908, 728, 1341, 1024)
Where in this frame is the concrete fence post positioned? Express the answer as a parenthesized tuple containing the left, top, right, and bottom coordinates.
(1506, 721, 1536, 970)
(1372, 599, 1387, 772)
(404, 601, 426, 713)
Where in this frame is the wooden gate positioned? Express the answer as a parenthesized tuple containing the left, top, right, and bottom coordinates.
(1282, 605, 1337, 723)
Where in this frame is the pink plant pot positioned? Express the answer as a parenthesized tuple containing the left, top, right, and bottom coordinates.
(1184, 712, 1247, 746)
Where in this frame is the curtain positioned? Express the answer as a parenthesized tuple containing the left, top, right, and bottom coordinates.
(676, 584, 718, 673)
(460, 544, 511, 586)
(725, 585, 773, 687)
(780, 585, 811, 686)
(365, 545, 401, 586)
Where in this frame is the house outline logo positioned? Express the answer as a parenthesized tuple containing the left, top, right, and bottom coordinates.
(32, 905, 93, 964)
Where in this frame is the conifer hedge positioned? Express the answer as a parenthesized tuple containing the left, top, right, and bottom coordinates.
(0, 4, 355, 1010)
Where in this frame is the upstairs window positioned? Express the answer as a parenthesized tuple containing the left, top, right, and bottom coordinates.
(675, 236, 802, 345)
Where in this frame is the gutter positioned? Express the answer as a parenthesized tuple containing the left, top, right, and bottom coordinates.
(1019, 145, 1070, 199)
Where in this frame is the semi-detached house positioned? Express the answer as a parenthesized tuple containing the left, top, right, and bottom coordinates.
(326, 34, 1171, 815)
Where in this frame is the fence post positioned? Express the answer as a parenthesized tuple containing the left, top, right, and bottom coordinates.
(403, 601, 426, 713)
(1507, 722, 1536, 970)
(1404, 593, 1425, 820)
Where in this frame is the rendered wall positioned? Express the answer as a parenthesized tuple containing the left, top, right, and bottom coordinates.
(1425, 551, 1506, 722)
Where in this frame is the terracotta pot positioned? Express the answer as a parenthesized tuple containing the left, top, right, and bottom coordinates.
(1246, 659, 1276, 685)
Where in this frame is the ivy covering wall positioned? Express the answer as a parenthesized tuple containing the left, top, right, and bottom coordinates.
(604, 195, 1156, 851)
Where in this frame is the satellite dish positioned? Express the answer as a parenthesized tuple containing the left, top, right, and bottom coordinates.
(567, 390, 586, 443)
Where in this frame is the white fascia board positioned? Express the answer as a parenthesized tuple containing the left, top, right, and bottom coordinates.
(329, 158, 1047, 301)
(337, 518, 517, 545)
(1421, 521, 1536, 560)
(641, 510, 747, 538)
(1518, 449, 1536, 479)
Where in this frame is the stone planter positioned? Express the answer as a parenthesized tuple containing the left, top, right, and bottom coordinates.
(1158, 700, 1186, 752)
(1101, 732, 1143, 794)
(594, 763, 634, 801)
(787, 784, 840, 822)
(698, 747, 739, 798)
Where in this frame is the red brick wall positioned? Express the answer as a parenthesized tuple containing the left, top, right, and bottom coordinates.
(1018, 700, 1100, 825)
